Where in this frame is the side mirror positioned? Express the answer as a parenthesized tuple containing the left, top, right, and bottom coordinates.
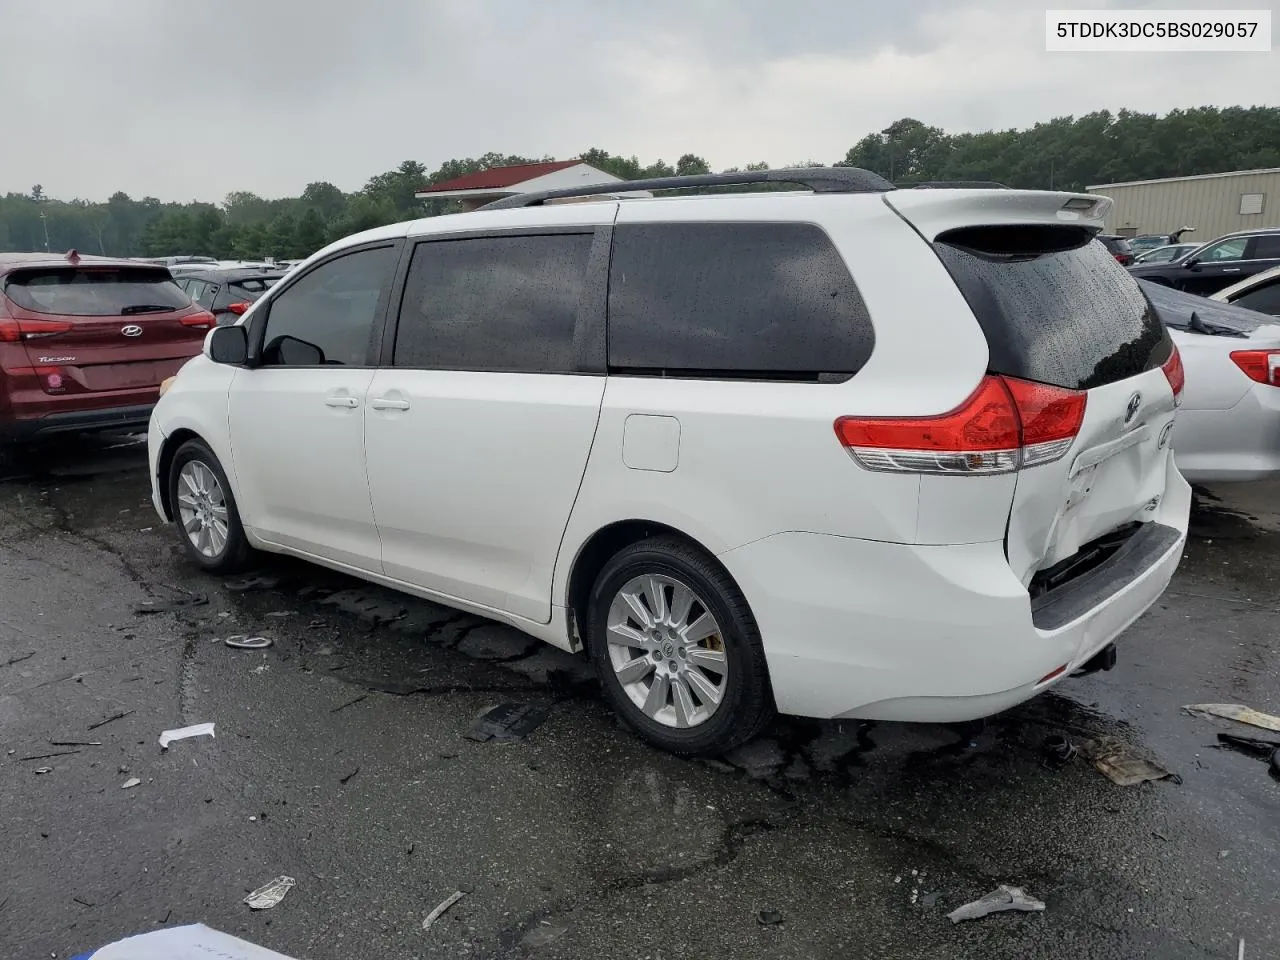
(208, 325, 248, 365)
(1184, 257, 1200, 269)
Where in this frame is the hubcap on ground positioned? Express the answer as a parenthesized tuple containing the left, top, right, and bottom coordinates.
(605, 573, 729, 729)
(176, 460, 229, 559)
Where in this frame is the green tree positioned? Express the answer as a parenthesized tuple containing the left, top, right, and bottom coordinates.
(300, 181, 346, 220)
(294, 208, 328, 257)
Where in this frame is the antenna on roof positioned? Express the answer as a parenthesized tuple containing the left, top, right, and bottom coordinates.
(65, 249, 80, 263)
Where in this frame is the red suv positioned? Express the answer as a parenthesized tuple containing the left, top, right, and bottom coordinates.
(0, 252, 213, 441)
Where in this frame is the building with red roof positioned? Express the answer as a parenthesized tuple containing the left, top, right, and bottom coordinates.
(414, 159, 624, 211)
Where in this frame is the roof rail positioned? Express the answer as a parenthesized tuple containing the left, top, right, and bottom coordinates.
(901, 180, 1011, 189)
(480, 166, 894, 210)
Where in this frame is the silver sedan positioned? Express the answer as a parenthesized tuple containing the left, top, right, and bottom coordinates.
(1143, 280, 1280, 483)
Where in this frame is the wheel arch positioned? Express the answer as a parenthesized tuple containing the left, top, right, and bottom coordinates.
(155, 428, 205, 521)
(564, 519, 727, 652)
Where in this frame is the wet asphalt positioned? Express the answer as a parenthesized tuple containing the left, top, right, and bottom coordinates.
(0, 433, 1277, 960)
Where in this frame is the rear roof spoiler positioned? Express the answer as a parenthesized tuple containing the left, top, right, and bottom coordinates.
(884, 189, 1112, 239)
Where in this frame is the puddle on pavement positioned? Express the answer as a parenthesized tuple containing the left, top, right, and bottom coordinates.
(179, 551, 1153, 800)
(1189, 488, 1268, 541)
(0, 431, 147, 483)
(12, 433, 1170, 800)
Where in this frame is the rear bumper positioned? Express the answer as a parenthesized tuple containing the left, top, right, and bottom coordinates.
(717, 465, 1191, 722)
(0, 403, 155, 441)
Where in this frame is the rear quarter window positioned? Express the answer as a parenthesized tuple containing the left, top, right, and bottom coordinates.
(606, 222, 874, 381)
(934, 226, 1170, 390)
(4, 267, 190, 316)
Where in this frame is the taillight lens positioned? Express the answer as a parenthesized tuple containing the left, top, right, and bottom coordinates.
(227, 301, 252, 316)
(1161, 344, 1185, 399)
(1230, 349, 1280, 387)
(834, 375, 1087, 475)
(0, 318, 75, 342)
(180, 310, 215, 330)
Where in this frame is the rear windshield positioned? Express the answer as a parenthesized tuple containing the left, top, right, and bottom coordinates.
(228, 277, 281, 299)
(934, 226, 1170, 390)
(4, 267, 190, 317)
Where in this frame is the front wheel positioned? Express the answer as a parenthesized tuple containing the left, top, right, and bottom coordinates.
(168, 439, 252, 573)
(586, 536, 775, 756)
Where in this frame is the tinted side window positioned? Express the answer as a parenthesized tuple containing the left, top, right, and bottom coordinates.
(1249, 235, 1280, 259)
(394, 233, 592, 373)
(1233, 278, 1280, 316)
(260, 246, 395, 367)
(607, 223, 873, 380)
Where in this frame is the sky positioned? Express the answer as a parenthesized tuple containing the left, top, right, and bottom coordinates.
(1, 0, 1275, 203)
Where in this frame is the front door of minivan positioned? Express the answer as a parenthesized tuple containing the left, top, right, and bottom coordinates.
(227, 243, 399, 572)
(364, 227, 610, 621)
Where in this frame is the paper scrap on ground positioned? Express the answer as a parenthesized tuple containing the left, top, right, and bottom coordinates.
(947, 885, 1045, 923)
(422, 890, 467, 932)
(1183, 703, 1280, 734)
(74, 923, 297, 959)
(159, 723, 216, 749)
(1082, 737, 1180, 786)
(244, 876, 295, 910)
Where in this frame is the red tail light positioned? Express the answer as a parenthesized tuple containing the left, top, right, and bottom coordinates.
(834, 375, 1087, 474)
(1161, 344, 1185, 398)
(1230, 349, 1280, 387)
(227, 301, 252, 316)
(0, 318, 75, 342)
(180, 310, 216, 330)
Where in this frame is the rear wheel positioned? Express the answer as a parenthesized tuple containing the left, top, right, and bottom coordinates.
(586, 536, 774, 755)
(168, 439, 252, 573)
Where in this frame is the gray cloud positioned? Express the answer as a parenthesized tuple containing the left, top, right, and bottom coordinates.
(0, 0, 1274, 202)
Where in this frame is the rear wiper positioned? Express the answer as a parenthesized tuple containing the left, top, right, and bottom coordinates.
(120, 304, 175, 315)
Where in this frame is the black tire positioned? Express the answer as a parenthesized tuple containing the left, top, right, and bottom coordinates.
(168, 438, 252, 574)
(586, 536, 775, 756)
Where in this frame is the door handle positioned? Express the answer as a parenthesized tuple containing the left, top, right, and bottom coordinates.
(370, 398, 411, 411)
(1222, 268, 1242, 273)
(324, 396, 359, 408)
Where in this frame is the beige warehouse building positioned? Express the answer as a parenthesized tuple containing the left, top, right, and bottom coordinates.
(1087, 167, 1280, 240)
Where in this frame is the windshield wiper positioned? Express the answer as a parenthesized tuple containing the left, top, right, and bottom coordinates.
(1187, 311, 1246, 338)
(120, 304, 175, 315)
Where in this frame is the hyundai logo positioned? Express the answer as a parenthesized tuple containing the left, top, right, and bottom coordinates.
(121, 324, 143, 337)
(1124, 392, 1142, 424)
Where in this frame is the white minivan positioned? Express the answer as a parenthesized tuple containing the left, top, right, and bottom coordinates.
(149, 168, 1191, 755)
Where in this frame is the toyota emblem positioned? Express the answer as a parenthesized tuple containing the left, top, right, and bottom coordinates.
(121, 324, 143, 337)
(1124, 392, 1142, 424)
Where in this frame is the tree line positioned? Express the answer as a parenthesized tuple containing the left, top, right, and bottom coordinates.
(2, 106, 1277, 261)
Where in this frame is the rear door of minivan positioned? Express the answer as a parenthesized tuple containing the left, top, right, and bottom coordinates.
(885, 190, 1184, 589)
(1, 261, 210, 406)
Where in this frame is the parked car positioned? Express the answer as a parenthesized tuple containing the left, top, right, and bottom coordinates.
(1210, 264, 1280, 317)
(1098, 234, 1135, 265)
(1140, 280, 1280, 482)
(171, 266, 285, 326)
(1128, 228, 1196, 257)
(0, 251, 213, 441)
(1133, 242, 1203, 265)
(148, 169, 1189, 755)
(148, 255, 218, 268)
(1128, 228, 1280, 295)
